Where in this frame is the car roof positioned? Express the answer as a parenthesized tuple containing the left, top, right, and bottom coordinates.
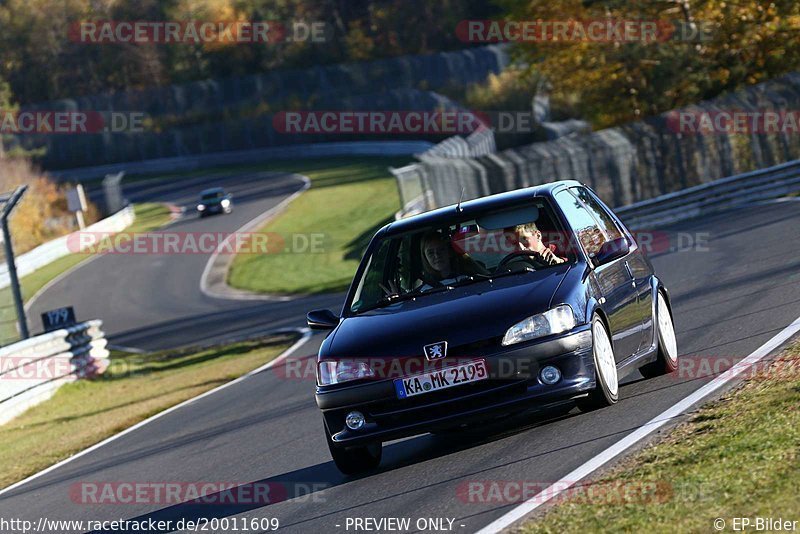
(200, 187, 225, 195)
(382, 179, 583, 237)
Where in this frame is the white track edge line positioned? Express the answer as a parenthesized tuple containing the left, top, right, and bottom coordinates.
(199, 174, 311, 301)
(477, 314, 800, 533)
(0, 327, 313, 498)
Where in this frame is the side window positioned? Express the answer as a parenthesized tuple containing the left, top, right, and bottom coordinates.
(572, 187, 625, 242)
(554, 190, 607, 257)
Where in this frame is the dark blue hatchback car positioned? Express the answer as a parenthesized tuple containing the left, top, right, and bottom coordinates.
(196, 187, 233, 217)
(308, 180, 678, 474)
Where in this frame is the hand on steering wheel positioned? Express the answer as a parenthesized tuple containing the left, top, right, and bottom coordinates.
(379, 279, 401, 297)
(497, 250, 548, 269)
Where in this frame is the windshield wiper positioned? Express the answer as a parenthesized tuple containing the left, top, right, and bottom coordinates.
(448, 274, 488, 288)
(449, 267, 535, 288)
(493, 266, 536, 278)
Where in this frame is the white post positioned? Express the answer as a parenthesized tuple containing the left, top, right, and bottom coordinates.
(67, 184, 88, 230)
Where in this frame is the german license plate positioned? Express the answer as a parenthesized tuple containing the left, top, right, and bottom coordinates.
(394, 360, 488, 399)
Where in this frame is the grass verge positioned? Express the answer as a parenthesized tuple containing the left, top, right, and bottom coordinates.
(0, 333, 297, 490)
(227, 156, 410, 294)
(0, 203, 172, 345)
(522, 344, 800, 533)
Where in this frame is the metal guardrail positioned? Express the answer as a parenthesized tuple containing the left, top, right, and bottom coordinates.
(392, 130, 497, 219)
(616, 159, 800, 229)
(391, 164, 431, 219)
(0, 320, 109, 425)
(417, 128, 496, 160)
(52, 141, 435, 183)
(393, 158, 800, 225)
(0, 205, 135, 290)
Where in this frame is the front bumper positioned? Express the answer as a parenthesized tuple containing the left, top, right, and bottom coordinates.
(316, 326, 595, 447)
(201, 204, 225, 214)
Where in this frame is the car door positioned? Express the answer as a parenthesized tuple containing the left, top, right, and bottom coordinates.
(625, 248, 655, 352)
(578, 187, 655, 354)
(555, 189, 641, 361)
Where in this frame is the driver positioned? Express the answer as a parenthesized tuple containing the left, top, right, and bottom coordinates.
(504, 223, 566, 266)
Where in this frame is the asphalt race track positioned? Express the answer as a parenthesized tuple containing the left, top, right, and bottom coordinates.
(4, 187, 800, 532)
(26, 171, 343, 351)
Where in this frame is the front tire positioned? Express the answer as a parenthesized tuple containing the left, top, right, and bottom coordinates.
(577, 315, 619, 412)
(325, 426, 382, 475)
(640, 291, 679, 378)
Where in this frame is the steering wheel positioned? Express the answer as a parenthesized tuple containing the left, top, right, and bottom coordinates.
(497, 251, 548, 270)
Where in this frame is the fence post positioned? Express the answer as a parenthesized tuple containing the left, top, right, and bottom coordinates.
(1, 186, 29, 339)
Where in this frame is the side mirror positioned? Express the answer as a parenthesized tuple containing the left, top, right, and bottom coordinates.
(593, 237, 630, 266)
(307, 309, 339, 330)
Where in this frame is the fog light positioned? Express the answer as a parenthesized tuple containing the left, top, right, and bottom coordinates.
(345, 411, 365, 430)
(540, 366, 561, 385)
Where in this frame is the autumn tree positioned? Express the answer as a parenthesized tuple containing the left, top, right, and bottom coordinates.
(0, 0, 500, 103)
(498, 0, 800, 127)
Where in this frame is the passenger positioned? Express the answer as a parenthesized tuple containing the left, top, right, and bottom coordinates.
(417, 231, 484, 288)
(505, 222, 566, 266)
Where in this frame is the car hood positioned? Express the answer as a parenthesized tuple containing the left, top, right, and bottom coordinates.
(325, 264, 571, 361)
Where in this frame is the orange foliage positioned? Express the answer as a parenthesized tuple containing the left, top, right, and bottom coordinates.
(0, 158, 99, 255)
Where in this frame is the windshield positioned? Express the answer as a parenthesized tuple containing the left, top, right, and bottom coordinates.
(349, 198, 572, 314)
(201, 191, 224, 200)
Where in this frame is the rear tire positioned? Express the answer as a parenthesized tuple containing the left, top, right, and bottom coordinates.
(639, 291, 679, 378)
(577, 315, 619, 412)
(325, 426, 382, 475)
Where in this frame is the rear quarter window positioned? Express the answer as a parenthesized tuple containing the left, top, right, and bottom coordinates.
(571, 187, 624, 242)
(554, 189, 607, 256)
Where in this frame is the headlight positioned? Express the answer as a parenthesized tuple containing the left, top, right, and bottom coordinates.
(318, 360, 374, 386)
(197, 204, 206, 211)
(221, 198, 230, 207)
(501, 305, 576, 346)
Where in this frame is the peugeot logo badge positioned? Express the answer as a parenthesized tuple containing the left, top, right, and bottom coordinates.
(424, 341, 448, 361)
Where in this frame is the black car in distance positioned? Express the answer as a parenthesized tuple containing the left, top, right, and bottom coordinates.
(308, 180, 678, 475)
(196, 187, 233, 217)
